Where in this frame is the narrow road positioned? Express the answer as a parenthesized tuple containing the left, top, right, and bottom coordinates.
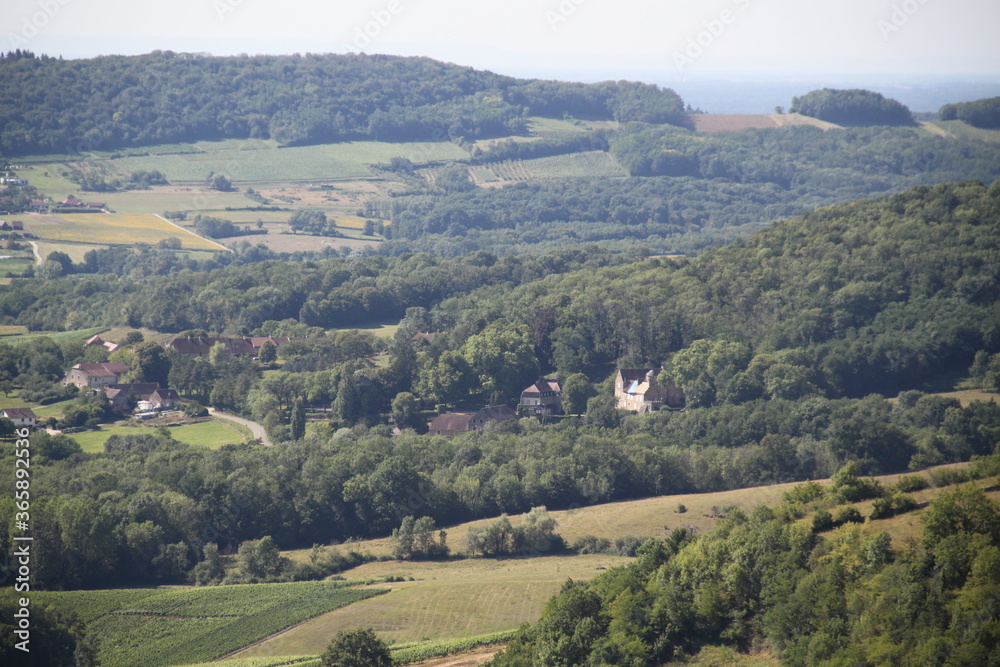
(208, 408, 273, 446)
(28, 241, 42, 265)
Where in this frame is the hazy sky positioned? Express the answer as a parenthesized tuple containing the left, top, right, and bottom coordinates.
(3, 0, 998, 82)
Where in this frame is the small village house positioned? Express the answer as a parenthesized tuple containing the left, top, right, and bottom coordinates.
(63, 362, 130, 389)
(519, 380, 563, 416)
(428, 405, 517, 436)
(1, 408, 37, 428)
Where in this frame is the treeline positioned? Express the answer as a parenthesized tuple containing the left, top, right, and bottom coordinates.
(790, 88, 914, 126)
(0, 247, 625, 333)
(491, 482, 1000, 665)
(940, 96, 1000, 129)
(467, 131, 609, 164)
(0, 51, 685, 154)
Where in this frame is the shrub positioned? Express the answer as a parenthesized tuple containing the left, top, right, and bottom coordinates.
(895, 474, 929, 493)
(812, 509, 835, 533)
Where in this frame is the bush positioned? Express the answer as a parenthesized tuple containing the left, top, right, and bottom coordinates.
(869, 493, 919, 520)
(321, 628, 392, 667)
(895, 474, 930, 493)
(929, 468, 970, 488)
(812, 509, 835, 533)
(834, 506, 864, 525)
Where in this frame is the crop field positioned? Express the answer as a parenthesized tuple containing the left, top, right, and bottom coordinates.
(16, 581, 387, 667)
(69, 418, 252, 453)
(232, 554, 628, 659)
(25, 212, 226, 250)
(35, 240, 108, 262)
(469, 152, 628, 186)
(95, 188, 255, 214)
(525, 116, 590, 136)
(103, 141, 470, 183)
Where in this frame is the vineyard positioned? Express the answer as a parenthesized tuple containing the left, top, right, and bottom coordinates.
(21, 581, 387, 667)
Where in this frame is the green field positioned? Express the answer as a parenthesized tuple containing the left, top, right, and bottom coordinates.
(0, 325, 106, 346)
(102, 141, 470, 183)
(35, 240, 108, 262)
(70, 419, 252, 453)
(521, 151, 628, 179)
(12, 581, 386, 667)
(926, 119, 1000, 143)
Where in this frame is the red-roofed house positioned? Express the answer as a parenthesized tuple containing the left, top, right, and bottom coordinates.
(84, 335, 120, 353)
(427, 405, 517, 436)
(61, 196, 85, 207)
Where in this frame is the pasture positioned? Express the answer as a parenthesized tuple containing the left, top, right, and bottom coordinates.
(69, 418, 253, 453)
(25, 213, 226, 250)
(231, 554, 628, 659)
(13, 581, 386, 667)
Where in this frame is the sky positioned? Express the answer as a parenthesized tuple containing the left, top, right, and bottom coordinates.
(2, 0, 998, 85)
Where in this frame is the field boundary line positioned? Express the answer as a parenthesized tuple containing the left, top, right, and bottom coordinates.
(154, 214, 232, 252)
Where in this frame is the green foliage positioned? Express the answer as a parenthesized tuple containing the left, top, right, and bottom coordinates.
(493, 490, 1000, 667)
(390, 515, 448, 560)
(790, 88, 913, 125)
(320, 628, 392, 667)
(940, 96, 1000, 129)
(869, 493, 918, 520)
(389, 630, 516, 663)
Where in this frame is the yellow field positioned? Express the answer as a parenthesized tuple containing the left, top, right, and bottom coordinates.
(27, 213, 226, 250)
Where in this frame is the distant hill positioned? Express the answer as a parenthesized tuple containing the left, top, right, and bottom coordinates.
(790, 88, 913, 126)
(0, 50, 686, 155)
(940, 96, 1000, 129)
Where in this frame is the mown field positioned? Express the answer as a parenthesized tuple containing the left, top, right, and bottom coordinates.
(25, 213, 226, 250)
(69, 418, 252, 453)
(231, 554, 629, 660)
(11, 581, 387, 667)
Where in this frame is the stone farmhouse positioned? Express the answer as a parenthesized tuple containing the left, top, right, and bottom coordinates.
(63, 362, 130, 389)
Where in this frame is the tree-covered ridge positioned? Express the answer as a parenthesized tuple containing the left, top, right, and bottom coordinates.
(0, 51, 685, 154)
(385, 124, 1000, 255)
(489, 483, 1000, 666)
(446, 180, 1000, 399)
(940, 96, 1000, 129)
(790, 88, 914, 126)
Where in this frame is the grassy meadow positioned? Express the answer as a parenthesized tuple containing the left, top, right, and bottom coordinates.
(69, 418, 253, 453)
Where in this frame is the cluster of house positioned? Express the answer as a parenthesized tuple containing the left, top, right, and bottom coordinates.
(60, 196, 105, 210)
(426, 368, 684, 436)
(0, 177, 28, 186)
(62, 361, 179, 415)
(165, 335, 303, 358)
(0, 220, 24, 232)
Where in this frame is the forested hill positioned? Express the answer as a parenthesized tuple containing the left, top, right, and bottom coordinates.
(0, 50, 686, 154)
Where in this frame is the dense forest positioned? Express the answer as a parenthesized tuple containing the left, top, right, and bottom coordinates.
(1, 180, 999, 591)
(0, 50, 685, 154)
(790, 88, 914, 126)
